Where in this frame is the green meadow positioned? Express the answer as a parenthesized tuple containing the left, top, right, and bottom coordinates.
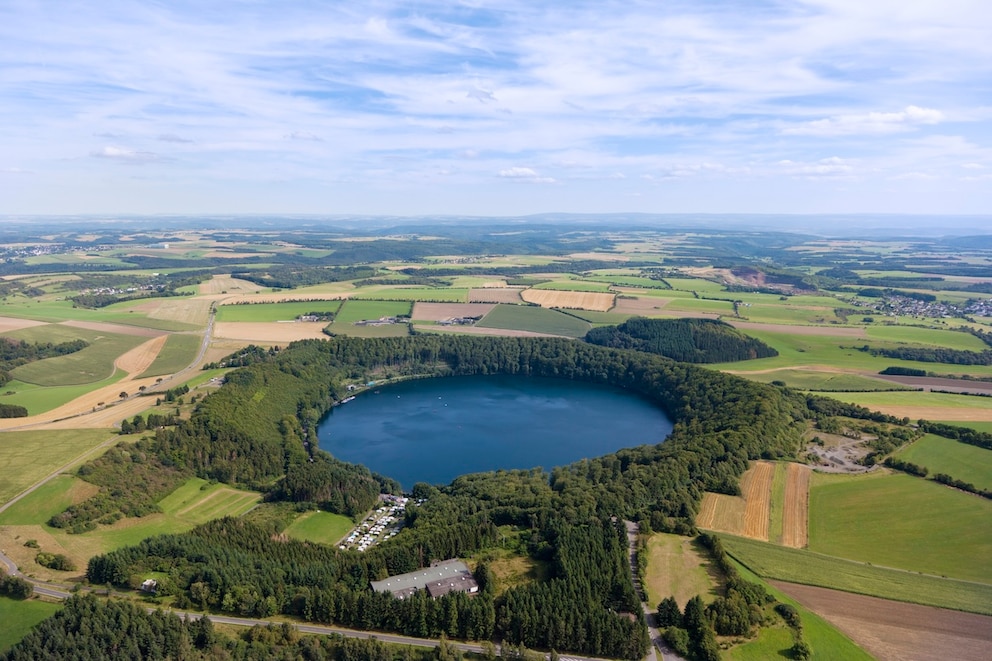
(215, 300, 342, 322)
(138, 333, 202, 377)
(743, 369, 914, 392)
(0, 376, 127, 415)
(476, 304, 591, 337)
(832, 390, 992, 412)
(0, 475, 96, 525)
(0, 597, 61, 653)
(531, 280, 614, 292)
(353, 288, 469, 302)
(284, 510, 354, 546)
(722, 535, 992, 615)
(0, 430, 116, 506)
(7, 327, 148, 387)
(809, 471, 992, 583)
(893, 434, 992, 491)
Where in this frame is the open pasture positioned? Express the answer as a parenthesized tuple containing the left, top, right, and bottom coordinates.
(643, 533, 722, 607)
(520, 288, 615, 311)
(159, 478, 260, 524)
(9, 330, 148, 386)
(333, 299, 412, 323)
(468, 287, 524, 303)
(0, 475, 99, 525)
(0, 597, 62, 653)
(865, 325, 990, 350)
(894, 433, 992, 492)
(531, 280, 614, 292)
(138, 333, 202, 377)
(476, 304, 591, 338)
(215, 300, 342, 322)
(723, 535, 992, 615)
(741, 368, 911, 392)
(0, 316, 49, 334)
(352, 287, 469, 302)
(809, 471, 992, 583)
(829, 390, 992, 420)
(771, 581, 992, 661)
(283, 510, 354, 546)
(0, 429, 115, 506)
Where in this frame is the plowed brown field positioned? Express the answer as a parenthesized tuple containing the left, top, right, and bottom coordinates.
(781, 462, 810, 548)
(212, 321, 331, 343)
(520, 289, 615, 311)
(771, 581, 992, 661)
(611, 296, 670, 315)
(0, 316, 48, 333)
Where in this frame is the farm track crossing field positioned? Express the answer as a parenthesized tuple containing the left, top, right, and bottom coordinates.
(0, 430, 115, 506)
(782, 463, 811, 548)
(722, 535, 992, 615)
(520, 288, 616, 311)
(809, 471, 992, 583)
(894, 433, 992, 491)
(476, 304, 591, 337)
(771, 581, 992, 661)
(468, 287, 524, 303)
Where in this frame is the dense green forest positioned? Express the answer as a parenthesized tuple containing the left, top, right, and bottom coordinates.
(584, 318, 778, 363)
(71, 335, 812, 658)
(859, 344, 992, 366)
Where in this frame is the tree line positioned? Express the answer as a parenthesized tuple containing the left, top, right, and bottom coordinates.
(584, 317, 778, 363)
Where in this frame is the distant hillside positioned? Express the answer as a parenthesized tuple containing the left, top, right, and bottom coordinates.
(584, 317, 778, 363)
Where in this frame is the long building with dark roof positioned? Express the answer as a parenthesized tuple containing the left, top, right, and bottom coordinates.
(370, 559, 479, 599)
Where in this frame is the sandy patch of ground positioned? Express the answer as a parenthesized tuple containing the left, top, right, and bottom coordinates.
(0, 316, 49, 333)
(115, 335, 168, 375)
(611, 296, 671, 315)
(741, 461, 774, 540)
(198, 274, 265, 295)
(212, 321, 330, 343)
(468, 288, 524, 303)
(727, 321, 867, 337)
(414, 325, 563, 338)
(412, 302, 496, 321)
(58, 320, 166, 337)
(520, 289, 616, 311)
(770, 581, 992, 661)
(781, 463, 810, 548)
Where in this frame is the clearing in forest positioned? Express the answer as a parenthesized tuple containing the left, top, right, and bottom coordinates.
(643, 533, 722, 608)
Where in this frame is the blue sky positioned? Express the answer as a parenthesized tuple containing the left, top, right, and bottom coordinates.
(2, 0, 991, 216)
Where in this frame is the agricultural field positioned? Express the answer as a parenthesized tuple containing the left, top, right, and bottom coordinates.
(530, 280, 614, 292)
(696, 461, 776, 541)
(411, 302, 496, 323)
(138, 333, 202, 377)
(352, 288, 469, 302)
(0, 597, 61, 653)
(214, 300, 342, 322)
(741, 368, 913, 392)
(809, 471, 992, 583)
(326, 300, 413, 337)
(8, 330, 149, 387)
(468, 287, 524, 303)
(475, 304, 591, 338)
(722, 535, 992, 615)
(0, 430, 117, 506)
(893, 433, 992, 491)
(519, 288, 616, 311)
(830, 390, 992, 421)
(0, 475, 99, 525)
(642, 533, 722, 607)
(283, 510, 354, 546)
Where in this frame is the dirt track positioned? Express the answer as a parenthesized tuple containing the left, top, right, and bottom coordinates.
(781, 463, 810, 548)
(771, 581, 992, 661)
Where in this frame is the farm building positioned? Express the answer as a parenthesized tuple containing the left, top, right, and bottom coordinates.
(370, 559, 478, 599)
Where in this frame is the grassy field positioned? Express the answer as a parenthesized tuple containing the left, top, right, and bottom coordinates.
(560, 310, 632, 324)
(158, 478, 260, 525)
(353, 288, 469, 302)
(138, 333, 202, 377)
(0, 475, 98, 525)
(725, 624, 798, 661)
(809, 471, 992, 583)
(642, 533, 721, 607)
(893, 434, 992, 491)
(722, 535, 992, 615)
(742, 369, 913, 392)
(729, 561, 873, 661)
(0, 375, 128, 415)
(531, 280, 614, 292)
(767, 462, 787, 545)
(283, 510, 354, 546)
(8, 328, 148, 386)
(333, 300, 413, 323)
(939, 420, 992, 433)
(215, 300, 342, 322)
(865, 324, 990, 350)
(831, 390, 992, 412)
(476, 304, 591, 337)
(0, 596, 61, 653)
(0, 430, 116, 506)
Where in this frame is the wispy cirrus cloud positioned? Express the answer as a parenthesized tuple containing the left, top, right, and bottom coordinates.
(784, 106, 945, 136)
(90, 146, 161, 163)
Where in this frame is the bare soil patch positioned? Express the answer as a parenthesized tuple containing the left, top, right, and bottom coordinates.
(468, 288, 523, 304)
(727, 321, 867, 337)
(781, 463, 810, 548)
(520, 289, 616, 311)
(771, 581, 992, 661)
(59, 320, 165, 338)
(0, 316, 48, 333)
(212, 321, 330, 343)
(412, 302, 496, 321)
(612, 296, 671, 315)
(741, 461, 774, 540)
(115, 335, 168, 375)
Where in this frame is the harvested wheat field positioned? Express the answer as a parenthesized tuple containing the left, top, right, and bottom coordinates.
(781, 462, 810, 548)
(520, 289, 615, 311)
(59, 320, 166, 337)
(697, 461, 774, 540)
(611, 296, 671, 315)
(116, 335, 169, 375)
(412, 302, 496, 321)
(131, 297, 214, 325)
(771, 581, 992, 661)
(199, 274, 265, 295)
(212, 321, 330, 343)
(0, 316, 49, 333)
(469, 287, 524, 303)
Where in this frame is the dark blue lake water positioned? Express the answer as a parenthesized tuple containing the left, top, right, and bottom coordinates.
(318, 374, 673, 489)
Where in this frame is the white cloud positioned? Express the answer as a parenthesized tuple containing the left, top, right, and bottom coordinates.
(158, 133, 193, 143)
(90, 146, 160, 163)
(498, 167, 555, 183)
(784, 106, 945, 136)
(778, 157, 855, 177)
